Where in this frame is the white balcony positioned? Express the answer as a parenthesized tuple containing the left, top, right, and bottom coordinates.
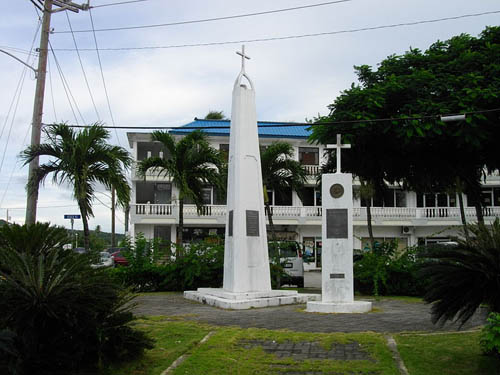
(353, 207, 500, 220)
(303, 164, 320, 176)
(130, 204, 500, 224)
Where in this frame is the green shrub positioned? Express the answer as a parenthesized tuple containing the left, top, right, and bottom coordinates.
(111, 236, 225, 292)
(0, 223, 153, 374)
(354, 242, 427, 297)
(420, 219, 500, 325)
(481, 312, 500, 357)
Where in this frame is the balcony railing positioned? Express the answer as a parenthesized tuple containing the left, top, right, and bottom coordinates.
(135, 203, 174, 216)
(302, 164, 320, 176)
(131, 204, 500, 221)
(353, 207, 500, 219)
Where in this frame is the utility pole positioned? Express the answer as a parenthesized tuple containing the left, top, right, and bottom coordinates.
(25, 0, 89, 225)
(111, 188, 116, 247)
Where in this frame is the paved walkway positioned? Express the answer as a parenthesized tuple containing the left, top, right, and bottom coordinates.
(133, 292, 487, 333)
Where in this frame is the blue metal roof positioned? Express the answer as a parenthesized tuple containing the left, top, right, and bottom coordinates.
(169, 118, 311, 139)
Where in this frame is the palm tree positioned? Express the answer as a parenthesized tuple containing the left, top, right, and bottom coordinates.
(260, 142, 307, 242)
(420, 219, 500, 326)
(137, 130, 224, 249)
(21, 124, 131, 251)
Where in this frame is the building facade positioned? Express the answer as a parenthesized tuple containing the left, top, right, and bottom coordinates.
(127, 118, 500, 270)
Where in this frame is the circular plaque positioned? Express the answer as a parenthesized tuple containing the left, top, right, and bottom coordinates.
(330, 183, 344, 199)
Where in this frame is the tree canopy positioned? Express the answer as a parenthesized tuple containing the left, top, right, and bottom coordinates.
(310, 26, 500, 220)
(204, 111, 226, 120)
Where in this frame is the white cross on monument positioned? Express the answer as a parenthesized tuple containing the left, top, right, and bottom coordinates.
(236, 44, 250, 72)
(326, 134, 351, 174)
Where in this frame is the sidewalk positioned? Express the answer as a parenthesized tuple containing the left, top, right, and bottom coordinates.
(133, 293, 487, 333)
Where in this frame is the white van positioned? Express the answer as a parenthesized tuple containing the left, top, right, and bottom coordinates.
(269, 241, 304, 288)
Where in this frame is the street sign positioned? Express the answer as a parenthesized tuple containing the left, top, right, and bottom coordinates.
(64, 214, 81, 219)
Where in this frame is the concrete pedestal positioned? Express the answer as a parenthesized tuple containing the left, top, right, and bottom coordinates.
(306, 300, 372, 313)
(185, 288, 320, 310)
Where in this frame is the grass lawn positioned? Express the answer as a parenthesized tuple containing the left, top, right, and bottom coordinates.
(395, 331, 500, 375)
(104, 317, 398, 375)
(103, 317, 212, 375)
(103, 316, 499, 374)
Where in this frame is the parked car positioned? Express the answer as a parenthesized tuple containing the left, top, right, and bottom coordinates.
(91, 251, 114, 269)
(269, 241, 304, 288)
(110, 250, 129, 267)
(73, 247, 87, 254)
(106, 247, 126, 254)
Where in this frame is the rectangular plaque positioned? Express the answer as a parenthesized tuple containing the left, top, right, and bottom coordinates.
(246, 210, 259, 237)
(330, 273, 345, 279)
(228, 210, 233, 237)
(326, 209, 348, 239)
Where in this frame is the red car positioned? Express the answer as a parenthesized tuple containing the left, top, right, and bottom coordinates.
(110, 251, 129, 267)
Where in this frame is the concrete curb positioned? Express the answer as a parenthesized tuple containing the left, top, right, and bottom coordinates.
(385, 335, 410, 375)
(160, 331, 216, 375)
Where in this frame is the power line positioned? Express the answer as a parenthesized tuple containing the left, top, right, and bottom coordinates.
(50, 10, 500, 51)
(48, 40, 83, 124)
(66, 11, 101, 120)
(47, 55, 58, 121)
(94, 195, 125, 225)
(41, 108, 500, 130)
(0, 19, 41, 178)
(57, 0, 351, 33)
(4, 203, 106, 210)
(0, 46, 39, 56)
(89, 8, 121, 145)
(90, 0, 149, 9)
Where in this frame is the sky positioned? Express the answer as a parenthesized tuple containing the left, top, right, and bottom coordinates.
(1, 0, 499, 233)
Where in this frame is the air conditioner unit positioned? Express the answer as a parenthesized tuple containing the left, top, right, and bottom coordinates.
(401, 226, 414, 235)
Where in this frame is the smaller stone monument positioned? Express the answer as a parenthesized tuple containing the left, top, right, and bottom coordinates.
(307, 134, 372, 313)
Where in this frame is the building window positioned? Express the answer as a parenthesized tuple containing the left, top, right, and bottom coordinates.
(219, 144, 229, 162)
(361, 189, 407, 208)
(468, 187, 500, 207)
(300, 187, 321, 206)
(299, 147, 319, 165)
(201, 187, 212, 205)
(417, 193, 457, 207)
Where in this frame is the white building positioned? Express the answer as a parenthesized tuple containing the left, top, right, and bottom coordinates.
(127, 118, 500, 270)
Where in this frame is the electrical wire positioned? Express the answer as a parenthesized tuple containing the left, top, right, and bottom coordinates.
(4, 203, 106, 210)
(48, 40, 84, 125)
(0, 15, 41, 208)
(90, 0, 149, 9)
(41, 108, 500, 130)
(47, 55, 58, 121)
(50, 10, 500, 51)
(66, 11, 101, 120)
(0, 46, 39, 56)
(94, 195, 125, 225)
(58, 0, 351, 33)
(89, 8, 122, 145)
(0, 114, 35, 208)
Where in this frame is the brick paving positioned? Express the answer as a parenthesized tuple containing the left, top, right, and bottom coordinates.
(239, 339, 373, 361)
(133, 292, 487, 333)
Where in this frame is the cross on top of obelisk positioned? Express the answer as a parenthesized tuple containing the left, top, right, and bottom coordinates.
(236, 45, 250, 73)
(326, 134, 351, 174)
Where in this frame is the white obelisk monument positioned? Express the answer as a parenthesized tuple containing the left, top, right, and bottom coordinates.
(184, 46, 319, 309)
(307, 134, 372, 313)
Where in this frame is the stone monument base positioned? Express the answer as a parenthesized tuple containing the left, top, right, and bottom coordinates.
(184, 288, 320, 310)
(306, 300, 372, 314)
